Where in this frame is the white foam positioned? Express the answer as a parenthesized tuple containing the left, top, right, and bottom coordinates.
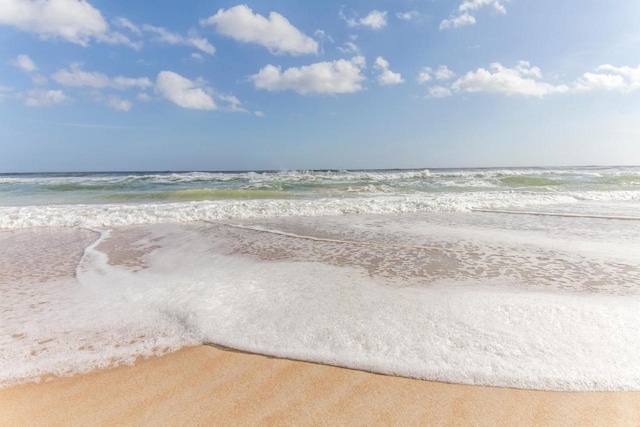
(3, 219, 640, 391)
(2, 190, 640, 229)
(75, 225, 640, 391)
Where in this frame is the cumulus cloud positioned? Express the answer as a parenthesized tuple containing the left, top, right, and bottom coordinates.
(374, 57, 404, 85)
(52, 64, 153, 90)
(340, 9, 387, 30)
(0, 0, 136, 47)
(574, 65, 640, 93)
(440, 0, 507, 30)
(23, 88, 69, 107)
(420, 61, 640, 100)
(142, 24, 215, 55)
(418, 65, 456, 84)
(155, 71, 216, 110)
(451, 61, 568, 96)
(251, 56, 366, 95)
(201, 4, 317, 56)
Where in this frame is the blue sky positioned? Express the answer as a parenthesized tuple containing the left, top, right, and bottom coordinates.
(1, 0, 639, 172)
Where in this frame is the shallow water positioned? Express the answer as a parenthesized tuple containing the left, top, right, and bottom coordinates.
(2, 209, 639, 391)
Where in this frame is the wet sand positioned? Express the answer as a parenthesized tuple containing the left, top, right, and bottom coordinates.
(2, 345, 640, 426)
(3, 225, 640, 425)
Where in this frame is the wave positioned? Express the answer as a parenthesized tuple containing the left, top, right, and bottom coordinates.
(499, 176, 562, 187)
(2, 190, 640, 229)
(104, 188, 294, 201)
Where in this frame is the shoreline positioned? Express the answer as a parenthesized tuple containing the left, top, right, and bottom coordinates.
(3, 221, 640, 425)
(2, 345, 640, 426)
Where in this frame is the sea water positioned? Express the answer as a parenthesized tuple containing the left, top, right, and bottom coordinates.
(1, 167, 639, 391)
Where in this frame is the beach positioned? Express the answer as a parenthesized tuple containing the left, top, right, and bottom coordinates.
(1, 169, 640, 424)
(3, 345, 640, 426)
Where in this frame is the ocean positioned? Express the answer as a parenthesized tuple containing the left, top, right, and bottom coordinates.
(1, 166, 640, 391)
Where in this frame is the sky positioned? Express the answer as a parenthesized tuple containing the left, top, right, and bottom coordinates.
(1, 0, 640, 172)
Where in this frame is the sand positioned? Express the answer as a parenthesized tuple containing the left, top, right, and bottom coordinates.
(2, 345, 640, 426)
(3, 225, 640, 426)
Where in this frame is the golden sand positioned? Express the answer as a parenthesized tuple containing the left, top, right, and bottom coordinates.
(2, 345, 640, 426)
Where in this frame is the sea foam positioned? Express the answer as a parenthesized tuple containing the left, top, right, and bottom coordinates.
(2, 215, 640, 391)
(2, 190, 640, 229)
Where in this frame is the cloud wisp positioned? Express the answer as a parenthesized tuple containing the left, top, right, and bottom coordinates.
(141, 24, 216, 55)
(23, 88, 70, 107)
(9, 54, 47, 85)
(52, 64, 153, 90)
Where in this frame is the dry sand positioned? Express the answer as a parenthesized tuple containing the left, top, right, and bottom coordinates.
(3, 226, 640, 426)
(2, 345, 640, 426)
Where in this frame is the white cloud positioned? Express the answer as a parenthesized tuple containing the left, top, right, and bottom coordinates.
(217, 93, 247, 113)
(440, 13, 476, 29)
(113, 17, 141, 36)
(418, 65, 456, 84)
(427, 86, 453, 98)
(251, 56, 366, 95)
(417, 67, 433, 84)
(31, 73, 48, 85)
(10, 54, 36, 72)
(440, 0, 507, 30)
(9, 53, 47, 84)
(337, 35, 359, 54)
(341, 9, 387, 30)
(52, 64, 152, 90)
(0, 85, 14, 102)
(337, 41, 360, 54)
(359, 10, 387, 29)
(107, 95, 132, 111)
(155, 71, 216, 110)
(374, 57, 404, 85)
(142, 25, 215, 55)
(435, 65, 456, 80)
(0, 0, 136, 47)
(574, 65, 640, 93)
(191, 52, 204, 61)
(396, 11, 419, 21)
(451, 61, 568, 97)
(254, 110, 265, 117)
(111, 76, 153, 90)
(201, 5, 318, 56)
(420, 61, 640, 100)
(24, 88, 69, 107)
